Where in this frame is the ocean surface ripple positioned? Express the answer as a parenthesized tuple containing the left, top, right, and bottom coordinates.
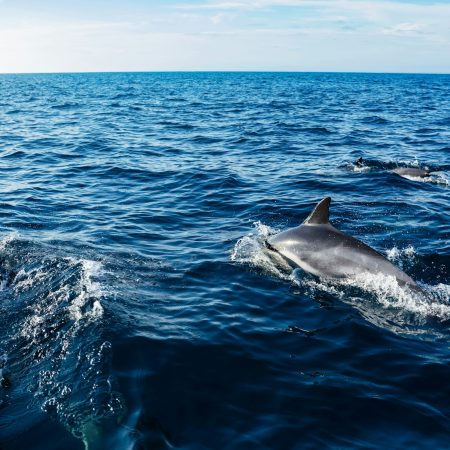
(0, 72, 449, 449)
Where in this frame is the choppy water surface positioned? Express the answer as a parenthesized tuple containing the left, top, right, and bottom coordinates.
(0, 72, 449, 449)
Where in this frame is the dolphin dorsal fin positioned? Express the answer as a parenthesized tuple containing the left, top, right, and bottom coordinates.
(304, 197, 331, 225)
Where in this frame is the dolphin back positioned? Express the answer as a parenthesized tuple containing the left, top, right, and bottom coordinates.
(393, 167, 430, 178)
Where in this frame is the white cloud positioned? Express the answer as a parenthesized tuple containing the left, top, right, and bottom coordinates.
(382, 22, 427, 36)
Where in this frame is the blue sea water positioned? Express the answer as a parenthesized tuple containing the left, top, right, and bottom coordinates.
(0, 72, 449, 449)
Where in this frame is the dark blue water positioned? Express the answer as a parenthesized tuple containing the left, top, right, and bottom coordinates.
(0, 72, 449, 449)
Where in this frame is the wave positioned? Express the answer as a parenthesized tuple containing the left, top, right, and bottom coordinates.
(0, 235, 123, 447)
(51, 102, 80, 110)
(360, 115, 390, 125)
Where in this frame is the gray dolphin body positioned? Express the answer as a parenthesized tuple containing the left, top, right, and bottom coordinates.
(392, 167, 430, 179)
(267, 197, 419, 291)
(354, 158, 431, 179)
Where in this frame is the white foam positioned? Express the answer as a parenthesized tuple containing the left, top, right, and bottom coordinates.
(300, 271, 450, 322)
(294, 276, 344, 299)
(386, 245, 416, 272)
(353, 165, 370, 173)
(231, 221, 291, 279)
(398, 157, 421, 168)
(386, 245, 416, 261)
(397, 173, 449, 185)
(2, 250, 115, 445)
(0, 232, 19, 250)
(427, 172, 450, 186)
(68, 259, 104, 322)
(14, 266, 49, 291)
(344, 161, 370, 173)
(17, 257, 104, 346)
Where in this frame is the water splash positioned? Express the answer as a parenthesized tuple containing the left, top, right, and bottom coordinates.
(67, 259, 104, 322)
(0, 232, 19, 251)
(386, 245, 416, 262)
(343, 160, 371, 173)
(0, 237, 123, 447)
(231, 221, 291, 279)
(397, 172, 450, 186)
(397, 157, 422, 168)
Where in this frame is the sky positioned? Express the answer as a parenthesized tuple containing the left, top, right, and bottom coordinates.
(0, 0, 449, 73)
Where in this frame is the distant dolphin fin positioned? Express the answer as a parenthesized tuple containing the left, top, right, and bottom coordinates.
(304, 197, 331, 225)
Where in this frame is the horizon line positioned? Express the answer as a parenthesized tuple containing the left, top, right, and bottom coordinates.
(1, 70, 449, 76)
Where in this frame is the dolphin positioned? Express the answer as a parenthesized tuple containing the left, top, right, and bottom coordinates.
(354, 157, 431, 179)
(392, 167, 430, 179)
(266, 197, 420, 291)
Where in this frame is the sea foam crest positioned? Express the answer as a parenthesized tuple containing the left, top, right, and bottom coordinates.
(0, 232, 19, 251)
(16, 257, 105, 346)
(67, 259, 104, 322)
(231, 221, 291, 279)
(343, 160, 370, 173)
(10, 254, 115, 445)
(346, 273, 450, 318)
(398, 157, 421, 167)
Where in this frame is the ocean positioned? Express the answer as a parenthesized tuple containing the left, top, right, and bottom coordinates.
(0, 72, 449, 449)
